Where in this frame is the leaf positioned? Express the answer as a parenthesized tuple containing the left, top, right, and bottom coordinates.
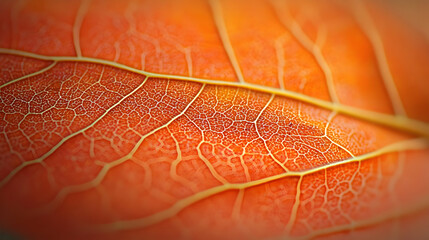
(0, 0, 429, 239)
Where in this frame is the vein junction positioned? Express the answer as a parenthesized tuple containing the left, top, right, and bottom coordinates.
(1, 48, 429, 237)
(90, 137, 429, 232)
(2, 0, 429, 238)
(1, 48, 428, 139)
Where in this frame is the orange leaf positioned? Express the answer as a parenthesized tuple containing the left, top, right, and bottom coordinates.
(1, 0, 429, 239)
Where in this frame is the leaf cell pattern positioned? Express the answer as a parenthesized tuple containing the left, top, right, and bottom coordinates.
(0, 0, 429, 239)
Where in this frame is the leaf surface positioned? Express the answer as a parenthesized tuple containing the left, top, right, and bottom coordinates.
(1, 0, 429, 239)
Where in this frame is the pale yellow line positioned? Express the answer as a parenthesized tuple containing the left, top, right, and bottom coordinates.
(0, 76, 150, 188)
(73, 0, 91, 57)
(290, 197, 429, 240)
(208, 0, 246, 83)
(352, 0, 407, 117)
(270, 0, 340, 103)
(232, 189, 245, 221)
(1, 48, 429, 138)
(255, 94, 290, 172)
(89, 137, 428, 232)
(196, 140, 229, 184)
(38, 83, 207, 212)
(0, 61, 57, 89)
(285, 176, 303, 234)
(168, 127, 198, 192)
(325, 111, 356, 158)
(275, 35, 287, 90)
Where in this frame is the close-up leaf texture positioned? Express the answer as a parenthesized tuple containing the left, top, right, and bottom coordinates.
(1, 0, 429, 239)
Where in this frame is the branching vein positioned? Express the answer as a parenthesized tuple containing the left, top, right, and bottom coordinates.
(351, 0, 407, 117)
(73, 0, 91, 58)
(209, 0, 246, 83)
(88, 137, 429, 232)
(0, 48, 428, 138)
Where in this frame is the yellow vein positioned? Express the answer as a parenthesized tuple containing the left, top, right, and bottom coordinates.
(89, 137, 428, 232)
(0, 76, 150, 188)
(324, 111, 356, 158)
(275, 35, 287, 90)
(196, 140, 229, 184)
(168, 127, 198, 192)
(73, 0, 91, 57)
(291, 196, 429, 240)
(209, 0, 246, 83)
(352, 0, 407, 117)
(255, 94, 289, 172)
(285, 176, 303, 234)
(270, 0, 340, 104)
(232, 189, 245, 221)
(1, 48, 429, 138)
(0, 61, 57, 89)
(39, 84, 206, 213)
